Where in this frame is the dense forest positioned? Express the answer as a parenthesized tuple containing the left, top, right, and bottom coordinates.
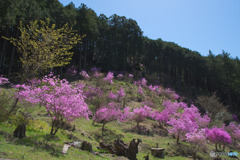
(0, 0, 239, 115)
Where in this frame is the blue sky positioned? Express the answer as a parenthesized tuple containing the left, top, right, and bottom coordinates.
(59, 0, 240, 58)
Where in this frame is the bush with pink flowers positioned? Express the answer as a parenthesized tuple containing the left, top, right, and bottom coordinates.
(17, 74, 90, 135)
(205, 127, 231, 151)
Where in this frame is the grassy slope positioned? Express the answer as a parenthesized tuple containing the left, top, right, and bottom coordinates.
(0, 78, 239, 160)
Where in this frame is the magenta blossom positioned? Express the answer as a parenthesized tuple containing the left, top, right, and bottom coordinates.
(128, 74, 134, 78)
(132, 105, 152, 127)
(80, 70, 90, 79)
(16, 74, 90, 135)
(117, 74, 123, 78)
(205, 127, 231, 150)
(103, 72, 114, 84)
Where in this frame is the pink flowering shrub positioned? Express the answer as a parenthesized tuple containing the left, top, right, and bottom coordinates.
(93, 103, 128, 138)
(84, 86, 103, 99)
(134, 78, 147, 87)
(128, 74, 134, 78)
(132, 105, 152, 128)
(154, 100, 188, 126)
(108, 88, 125, 102)
(225, 122, 240, 146)
(0, 76, 9, 94)
(103, 72, 114, 84)
(80, 70, 90, 79)
(121, 107, 133, 121)
(117, 87, 125, 98)
(168, 114, 198, 144)
(117, 74, 123, 79)
(141, 100, 154, 108)
(154, 100, 181, 126)
(186, 129, 207, 160)
(148, 85, 159, 92)
(93, 71, 102, 78)
(137, 85, 143, 95)
(17, 74, 90, 135)
(167, 104, 210, 144)
(141, 78, 147, 87)
(27, 78, 41, 86)
(0, 76, 10, 84)
(183, 105, 210, 128)
(154, 110, 171, 126)
(66, 65, 77, 75)
(94, 106, 122, 125)
(205, 127, 231, 151)
(156, 87, 180, 100)
(108, 91, 118, 100)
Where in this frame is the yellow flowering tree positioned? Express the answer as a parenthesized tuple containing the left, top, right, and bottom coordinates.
(3, 18, 84, 82)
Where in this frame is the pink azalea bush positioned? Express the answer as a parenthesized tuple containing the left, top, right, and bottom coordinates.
(66, 65, 77, 75)
(167, 104, 210, 144)
(17, 74, 90, 135)
(132, 105, 153, 128)
(154, 100, 188, 126)
(205, 127, 231, 150)
(148, 85, 158, 92)
(0, 76, 10, 94)
(93, 103, 129, 138)
(94, 106, 122, 125)
(108, 88, 125, 101)
(186, 129, 207, 160)
(134, 78, 147, 87)
(108, 91, 118, 100)
(84, 86, 103, 99)
(137, 85, 143, 95)
(80, 70, 90, 79)
(168, 114, 198, 144)
(183, 105, 210, 128)
(141, 100, 154, 108)
(93, 71, 102, 78)
(103, 72, 114, 84)
(117, 74, 123, 79)
(0, 76, 10, 84)
(155, 87, 180, 100)
(128, 74, 133, 78)
(225, 122, 240, 146)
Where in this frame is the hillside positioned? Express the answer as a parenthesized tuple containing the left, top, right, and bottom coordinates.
(1, 72, 239, 160)
(1, 0, 240, 116)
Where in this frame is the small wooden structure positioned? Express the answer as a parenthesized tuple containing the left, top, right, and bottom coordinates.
(151, 148, 164, 158)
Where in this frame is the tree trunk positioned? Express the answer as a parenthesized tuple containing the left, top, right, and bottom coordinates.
(176, 133, 180, 144)
(8, 45, 16, 76)
(102, 122, 106, 139)
(193, 152, 196, 160)
(78, 44, 82, 73)
(83, 39, 88, 69)
(136, 121, 140, 129)
(0, 29, 9, 69)
(13, 124, 26, 139)
(50, 119, 60, 136)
